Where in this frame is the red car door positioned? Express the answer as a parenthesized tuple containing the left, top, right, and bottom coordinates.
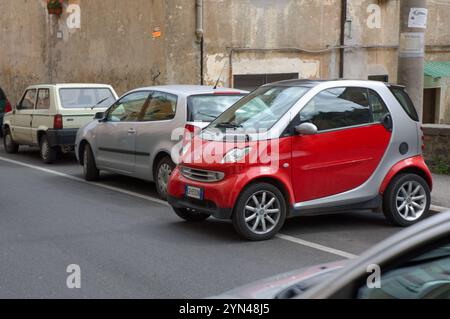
(291, 87, 392, 203)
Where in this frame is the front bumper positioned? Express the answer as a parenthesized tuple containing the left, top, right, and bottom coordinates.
(168, 195, 233, 220)
(167, 167, 241, 220)
(46, 129, 78, 147)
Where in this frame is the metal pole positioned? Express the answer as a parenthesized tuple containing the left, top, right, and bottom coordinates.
(339, 0, 348, 79)
(397, 0, 428, 121)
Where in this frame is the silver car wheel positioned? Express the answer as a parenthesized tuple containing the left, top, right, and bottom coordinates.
(157, 163, 172, 196)
(396, 181, 427, 222)
(244, 191, 281, 235)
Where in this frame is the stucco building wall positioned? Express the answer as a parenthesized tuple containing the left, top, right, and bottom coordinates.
(1, 0, 450, 121)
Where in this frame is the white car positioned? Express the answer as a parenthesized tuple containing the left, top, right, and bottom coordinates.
(75, 85, 247, 199)
(2, 84, 118, 163)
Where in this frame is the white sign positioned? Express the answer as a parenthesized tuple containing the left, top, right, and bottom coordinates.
(399, 32, 425, 58)
(408, 8, 428, 29)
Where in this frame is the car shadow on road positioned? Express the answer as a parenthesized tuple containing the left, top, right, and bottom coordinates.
(2, 146, 78, 167)
(282, 211, 392, 235)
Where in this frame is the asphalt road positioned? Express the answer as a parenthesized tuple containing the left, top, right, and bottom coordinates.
(0, 143, 443, 298)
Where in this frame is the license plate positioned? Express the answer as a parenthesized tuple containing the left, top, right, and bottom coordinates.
(185, 185, 203, 200)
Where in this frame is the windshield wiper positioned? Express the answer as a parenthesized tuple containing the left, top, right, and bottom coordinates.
(216, 122, 243, 129)
(196, 111, 217, 119)
(90, 97, 111, 110)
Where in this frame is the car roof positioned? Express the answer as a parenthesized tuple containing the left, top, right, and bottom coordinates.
(264, 78, 403, 89)
(26, 83, 114, 89)
(128, 85, 248, 97)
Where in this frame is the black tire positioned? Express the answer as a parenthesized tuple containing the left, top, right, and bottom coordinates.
(232, 183, 287, 241)
(39, 135, 57, 164)
(3, 128, 19, 154)
(155, 156, 176, 200)
(383, 173, 431, 227)
(172, 207, 211, 222)
(82, 144, 100, 181)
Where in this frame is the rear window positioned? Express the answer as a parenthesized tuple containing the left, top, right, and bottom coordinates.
(389, 87, 419, 121)
(59, 88, 115, 109)
(187, 94, 246, 122)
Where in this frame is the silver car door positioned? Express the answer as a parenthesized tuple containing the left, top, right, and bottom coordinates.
(94, 91, 151, 174)
(134, 91, 179, 178)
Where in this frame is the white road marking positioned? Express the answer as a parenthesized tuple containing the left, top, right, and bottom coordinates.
(0, 156, 169, 207)
(276, 234, 358, 259)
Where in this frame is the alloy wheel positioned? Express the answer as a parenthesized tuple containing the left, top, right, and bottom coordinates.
(244, 190, 281, 235)
(157, 163, 172, 196)
(396, 180, 427, 222)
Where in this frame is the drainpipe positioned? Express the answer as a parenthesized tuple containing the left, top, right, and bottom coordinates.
(196, 0, 204, 85)
(339, 0, 348, 79)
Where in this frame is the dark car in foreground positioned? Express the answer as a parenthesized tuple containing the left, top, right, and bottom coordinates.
(0, 87, 12, 137)
(213, 211, 450, 299)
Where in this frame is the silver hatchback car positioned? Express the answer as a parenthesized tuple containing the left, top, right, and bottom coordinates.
(75, 85, 247, 199)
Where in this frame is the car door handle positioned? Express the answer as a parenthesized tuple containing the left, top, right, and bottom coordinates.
(128, 129, 136, 135)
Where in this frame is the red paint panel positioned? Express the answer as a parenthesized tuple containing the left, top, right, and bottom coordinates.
(291, 124, 392, 202)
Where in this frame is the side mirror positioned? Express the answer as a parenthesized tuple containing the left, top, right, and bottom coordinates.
(94, 112, 105, 121)
(295, 122, 318, 135)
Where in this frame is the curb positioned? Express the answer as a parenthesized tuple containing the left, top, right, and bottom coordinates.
(430, 205, 450, 214)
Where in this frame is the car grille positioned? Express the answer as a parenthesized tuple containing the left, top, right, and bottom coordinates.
(180, 166, 224, 183)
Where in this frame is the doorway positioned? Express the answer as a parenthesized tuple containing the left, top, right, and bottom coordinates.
(423, 88, 440, 124)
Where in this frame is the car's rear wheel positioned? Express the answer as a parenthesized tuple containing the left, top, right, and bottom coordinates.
(155, 156, 175, 200)
(173, 207, 211, 222)
(3, 128, 19, 154)
(83, 144, 100, 181)
(232, 183, 287, 241)
(40, 135, 57, 164)
(383, 173, 431, 227)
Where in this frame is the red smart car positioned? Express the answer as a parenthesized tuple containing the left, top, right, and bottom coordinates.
(168, 80, 432, 241)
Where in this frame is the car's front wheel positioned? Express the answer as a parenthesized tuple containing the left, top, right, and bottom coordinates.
(173, 207, 211, 222)
(40, 135, 57, 164)
(383, 173, 431, 227)
(232, 183, 287, 241)
(155, 156, 175, 200)
(3, 128, 19, 154)
(83, 144, 100, 181)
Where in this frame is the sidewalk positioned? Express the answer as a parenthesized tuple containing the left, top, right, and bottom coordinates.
(431, 174, 450, 209)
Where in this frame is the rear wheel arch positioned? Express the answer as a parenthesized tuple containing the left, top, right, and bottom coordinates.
(78, 140, 89, 165)
(37, 130, 47, 144)
(152, 151, 172, 177)
(382, 165, 432, 194)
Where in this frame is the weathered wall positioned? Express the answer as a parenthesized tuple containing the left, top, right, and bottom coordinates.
(1, 0, 450, 116)
(0, 0, 199, 104)
(203, 0, 341, 87)
(423, 125, 450, 174)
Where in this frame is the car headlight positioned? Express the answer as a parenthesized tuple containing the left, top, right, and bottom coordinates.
(221, 147, 251, 164)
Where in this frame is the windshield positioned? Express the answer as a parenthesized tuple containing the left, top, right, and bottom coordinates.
(208, 86, 310, 131)
(187, 94, 246, 122)
(59, 88, 115, 109)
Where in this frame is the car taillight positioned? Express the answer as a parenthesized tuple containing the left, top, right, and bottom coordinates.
(4, 100, 12, 113)
(183, 124, 200, 146)
(54, 114, 63, 130)
(420, 126, 425, 151)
